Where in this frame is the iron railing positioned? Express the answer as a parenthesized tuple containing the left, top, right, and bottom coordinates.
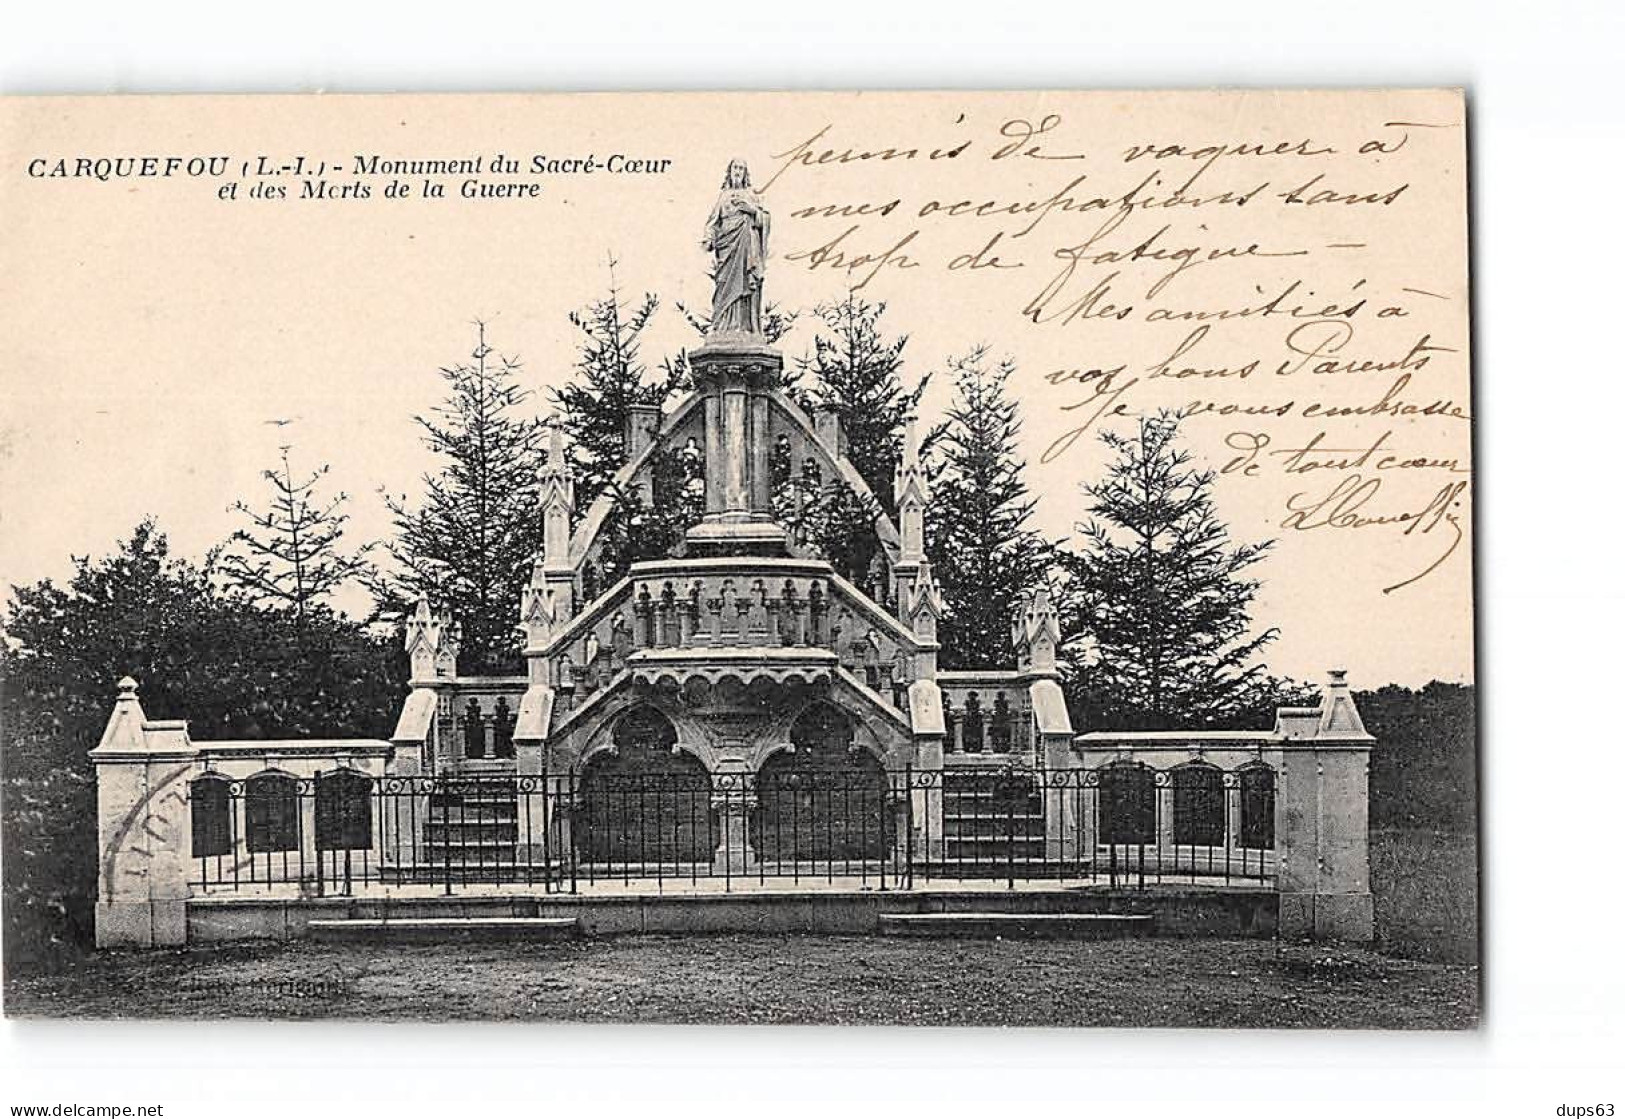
(187, 762, 1276, 896)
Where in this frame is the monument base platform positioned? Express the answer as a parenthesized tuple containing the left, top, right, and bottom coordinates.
(685, 515, 789, 556)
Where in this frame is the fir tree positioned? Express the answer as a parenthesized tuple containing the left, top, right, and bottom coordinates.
(796, 295, 921, 515)
(925, 348, 1052, 670)
(378, 321, 546, 673)
(772, 295, 921, 589)
(550, 265, 700, 583)
(218, 445, 367, 633)
(550, 262, 668, 509)
(1060, 411, 1277, 729)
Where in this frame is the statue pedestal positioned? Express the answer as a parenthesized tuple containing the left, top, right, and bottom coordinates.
(684, 337, 790, 557)
(685, 517, 788, 554)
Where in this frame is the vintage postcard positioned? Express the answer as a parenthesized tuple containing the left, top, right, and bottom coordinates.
(0, 90, 1475, 1026)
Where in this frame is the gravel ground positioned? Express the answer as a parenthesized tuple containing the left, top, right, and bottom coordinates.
(4, 934, 1479, 1028)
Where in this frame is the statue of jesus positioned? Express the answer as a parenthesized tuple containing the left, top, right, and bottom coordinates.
(704, 159, 770, 338)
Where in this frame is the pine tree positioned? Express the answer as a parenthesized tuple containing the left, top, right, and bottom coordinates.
(550, 262, 668, 509)
(218, 445, 367, 633)
(925, 348, 1052, 670)
(378, 321, 547, 673)
(772, 295, 922, 588)
(796, 295, 920, 515)
(549, 265, 700, 584)
(1061, 411, 1278, 729)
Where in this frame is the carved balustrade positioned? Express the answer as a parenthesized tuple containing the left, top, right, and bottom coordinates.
(938, 673, 1033, 756)
(539, 558, 917, 716)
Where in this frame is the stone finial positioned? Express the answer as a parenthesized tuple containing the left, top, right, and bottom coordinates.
(403, 598, 436, 675)
(894, 414, 930, 564)
(814, 404, 843, 456)
(92, 673, 151, 755)
(1317, 667, 1372, 739)
(539, 422, 575, 565)
(404, 598, 459, 682)
(901, 561, 944, 679)
(1012, 584, 1061, 676)
(904, 560, 943, 628)
(625, 402, 662, 460)
(520, 558, 559, 649)
(436, 619, 462, 676)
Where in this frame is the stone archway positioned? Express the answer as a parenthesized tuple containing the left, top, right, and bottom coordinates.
(751, 701, 892, 863)
(576, 705, 716, 864)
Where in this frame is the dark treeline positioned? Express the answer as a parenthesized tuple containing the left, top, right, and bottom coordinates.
(1361, 682, 1477, 835)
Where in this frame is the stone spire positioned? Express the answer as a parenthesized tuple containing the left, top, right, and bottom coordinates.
(539, 423, 574, 566)
(903, 559, 944, 679)
(894, 414, 930, 565)
(404, 598, 459, 682)
(904, 559, 943, 630)
(94, 676, 150, 754)
(1011, 584, 1061, 677)
(520, 558, 560, 650)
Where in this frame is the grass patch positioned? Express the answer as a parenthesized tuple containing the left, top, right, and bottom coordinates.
(4, 933, 1477, 1028)
(1370, 826, 1478, 964)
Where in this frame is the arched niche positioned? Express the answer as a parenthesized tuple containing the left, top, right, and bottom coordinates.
(1170, 761, 1224, 847)
(752, 701, 892, 862)
(1238, 763, 1276, 850)
(576, 705, 715, 864)
(1097, 762, 1157, 847)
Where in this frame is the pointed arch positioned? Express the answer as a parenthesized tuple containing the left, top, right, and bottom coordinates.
(577, 705, 714, 864)
(753, 701, 892, 862)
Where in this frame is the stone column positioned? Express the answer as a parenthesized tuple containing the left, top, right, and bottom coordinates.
(1156, 782, 1175, 873)
(703, 392, 725, 516)
(513, 688, 555, 872)
(749, 392, 772, 516)
(911, 735, 946, 865)
(684, 341, 788, 555)
(1275, 670, 1377, 942)
(1041, 732, 1080, 865)
(90, 678, 198, 948)
(299, 775, 321, 894)
(711, 789, 758, 876)
(1031, 680, 1078, 866)
(721, 385, 749, 513)
(905, 679, 946, 866)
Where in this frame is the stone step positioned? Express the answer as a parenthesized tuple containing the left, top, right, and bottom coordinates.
(943, 837, 1046, 854)
(428, 794, 519, 809)
(942, 815, 1045, 830)
(424, 819, 520, 835)
(878, 912, 1153, 939)
(421, 845, 520, 861)
(307, 916, 580, 943)
(381, 866, 560, 886)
